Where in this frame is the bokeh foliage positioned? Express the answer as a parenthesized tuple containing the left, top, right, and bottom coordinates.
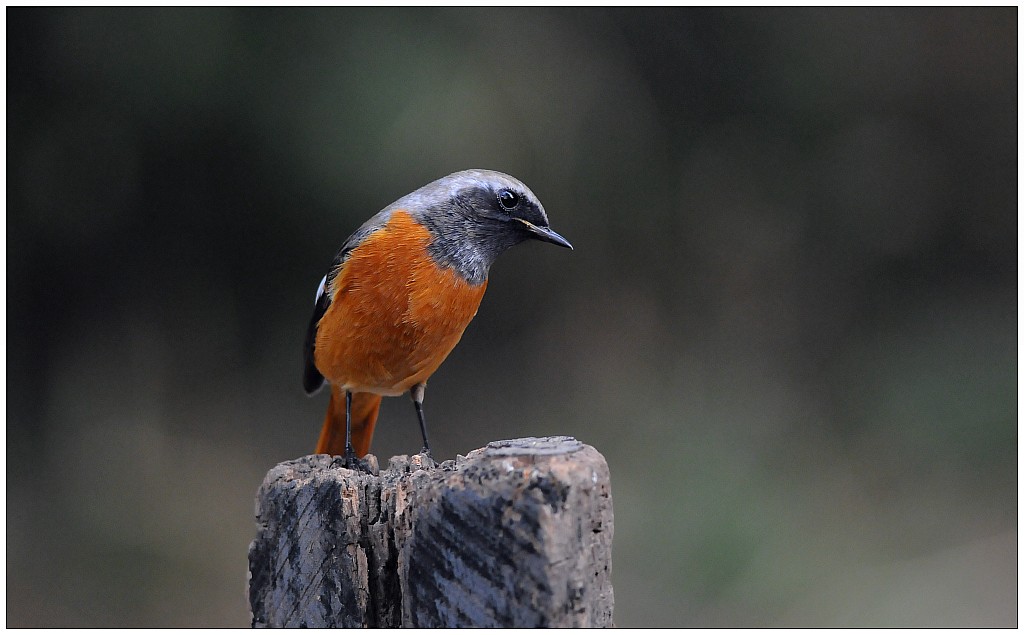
(7, 7, 1016, 627)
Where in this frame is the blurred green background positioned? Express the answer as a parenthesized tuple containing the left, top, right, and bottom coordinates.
(7, 7, 1017, 627)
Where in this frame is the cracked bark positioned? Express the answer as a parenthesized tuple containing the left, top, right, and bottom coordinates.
(247, 436, 614, 627)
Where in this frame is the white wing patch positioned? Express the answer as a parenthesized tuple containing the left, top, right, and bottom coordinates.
(314, 274, 327, 305)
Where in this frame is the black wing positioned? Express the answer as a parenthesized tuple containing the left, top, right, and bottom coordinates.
(302, 215, 391, 395)
(302, 274, 332, 395)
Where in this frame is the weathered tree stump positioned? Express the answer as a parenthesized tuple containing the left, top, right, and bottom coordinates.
(247, 436, 614, 628)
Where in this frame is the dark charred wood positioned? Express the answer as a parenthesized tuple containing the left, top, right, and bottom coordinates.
(247, 436, 614, 628)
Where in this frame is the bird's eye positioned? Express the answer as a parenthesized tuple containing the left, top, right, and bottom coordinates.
(497, 189, 520, 211)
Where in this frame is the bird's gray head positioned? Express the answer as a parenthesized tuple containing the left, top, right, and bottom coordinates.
(389, 169, 573, 284)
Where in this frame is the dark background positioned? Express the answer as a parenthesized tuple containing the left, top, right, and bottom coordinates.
(7, 7, 1016, 627)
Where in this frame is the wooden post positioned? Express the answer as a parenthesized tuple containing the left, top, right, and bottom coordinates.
(247, 436, 614, 628)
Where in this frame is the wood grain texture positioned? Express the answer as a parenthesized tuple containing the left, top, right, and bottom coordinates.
(247, 436, 614, 627)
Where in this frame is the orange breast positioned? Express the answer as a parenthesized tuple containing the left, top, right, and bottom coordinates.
(314, 210, 488, 396)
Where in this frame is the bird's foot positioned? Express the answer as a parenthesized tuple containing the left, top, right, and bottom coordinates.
(344, 445, 360, 470)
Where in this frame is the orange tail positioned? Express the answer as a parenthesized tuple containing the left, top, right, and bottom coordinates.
(315, 385, 383, 457)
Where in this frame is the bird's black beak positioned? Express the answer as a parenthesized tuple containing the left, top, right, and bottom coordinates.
(516, 219, 574, 250)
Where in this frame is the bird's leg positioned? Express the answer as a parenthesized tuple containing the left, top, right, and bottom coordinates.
(411, 383, 432, 457)
(344, 390, 359, 468)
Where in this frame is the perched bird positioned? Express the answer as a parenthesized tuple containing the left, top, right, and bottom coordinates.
(303, 169, 572, 463)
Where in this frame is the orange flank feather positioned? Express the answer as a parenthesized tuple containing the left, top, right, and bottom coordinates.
(313, 210, 488, 456)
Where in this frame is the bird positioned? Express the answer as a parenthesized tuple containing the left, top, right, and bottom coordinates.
(303, 169, 572, 464)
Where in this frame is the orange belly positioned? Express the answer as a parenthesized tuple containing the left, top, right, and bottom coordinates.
(314, 210, 488, 396)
